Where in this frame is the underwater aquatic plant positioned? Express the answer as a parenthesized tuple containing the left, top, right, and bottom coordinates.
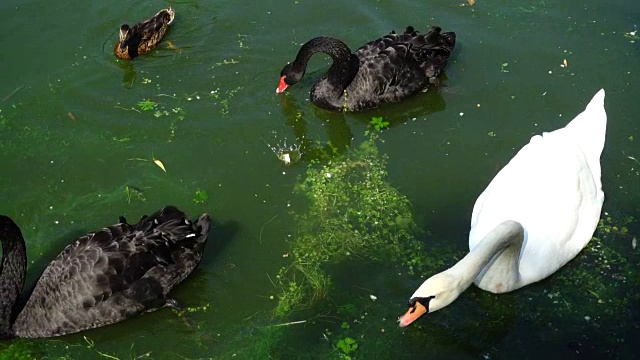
(272, 133, 427, 315)
(335, 337, 358, 356)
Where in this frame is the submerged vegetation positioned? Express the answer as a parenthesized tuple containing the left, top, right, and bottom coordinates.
(193, 189, 209, 205)
(272, 130, 428, 316)
(335, 337, 358, 358)
(0, 337, 152, 360)
(116, 72, 243, 144)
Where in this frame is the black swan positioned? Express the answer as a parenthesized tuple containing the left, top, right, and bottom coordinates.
(276, 26, 456, 112)
(0, 206, 210, 338)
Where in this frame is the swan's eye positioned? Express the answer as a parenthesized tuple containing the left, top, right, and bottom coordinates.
(407, 296, 436, 313)
(407, 298, 418, 308)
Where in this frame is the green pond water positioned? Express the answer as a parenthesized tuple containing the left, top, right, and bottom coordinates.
(1, 0, 639, 359)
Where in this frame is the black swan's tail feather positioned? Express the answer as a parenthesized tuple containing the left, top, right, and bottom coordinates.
(407, 26, 456, 79)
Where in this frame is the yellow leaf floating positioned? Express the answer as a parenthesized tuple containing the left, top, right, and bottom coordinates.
(467, 0, 475, 5)
(153, 158, 167, 173)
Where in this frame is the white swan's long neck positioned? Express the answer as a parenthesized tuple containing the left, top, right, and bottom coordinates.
(410, 220, 525, 314)
(449, 220, 524, 294)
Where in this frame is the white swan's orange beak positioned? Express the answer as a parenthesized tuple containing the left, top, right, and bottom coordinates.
(398, 301, 427, 327)
(276, 76, 288, 94)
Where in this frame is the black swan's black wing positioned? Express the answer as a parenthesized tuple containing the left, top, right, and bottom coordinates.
(0, 216, 27, 338)
(347, 26, 456, 111)
(12, 206, 210, 338)
(353, 26, 420, 60)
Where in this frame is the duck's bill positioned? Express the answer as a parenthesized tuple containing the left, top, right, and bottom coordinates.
(276, 76, 288, 94)
(398, 301, 427, 327)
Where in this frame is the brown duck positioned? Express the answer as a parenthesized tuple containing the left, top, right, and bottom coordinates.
(114, 8, 176, 60)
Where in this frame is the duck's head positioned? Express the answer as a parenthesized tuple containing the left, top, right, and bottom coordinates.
(399, 272, 463, 327)
(118, 24, 131, 50)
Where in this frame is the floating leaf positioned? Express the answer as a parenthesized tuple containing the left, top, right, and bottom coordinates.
(370, 116, 390, 131)
(153, 158, 167, 172)
(193, 189, 209, 204)
(137, 99, 157, 111)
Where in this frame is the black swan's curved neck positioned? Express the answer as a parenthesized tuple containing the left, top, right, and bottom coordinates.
(294, 37, 353, 67)
(0, 216, 27, 337)
(291, 37, 360, 93)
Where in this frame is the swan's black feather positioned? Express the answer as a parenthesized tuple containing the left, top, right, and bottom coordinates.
(280, 25, 456, 112)
(1, 206, 210, 338)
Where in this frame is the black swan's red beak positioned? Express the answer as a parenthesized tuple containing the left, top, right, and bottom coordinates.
(276, 76, 288, 94)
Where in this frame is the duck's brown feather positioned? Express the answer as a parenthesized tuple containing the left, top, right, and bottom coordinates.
(114, 8, 175, 60)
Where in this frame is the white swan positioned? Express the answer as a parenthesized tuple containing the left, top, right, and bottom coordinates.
(399, 89, 607, 327)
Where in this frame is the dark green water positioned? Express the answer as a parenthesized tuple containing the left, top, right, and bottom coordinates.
(1, 0, 639, 359)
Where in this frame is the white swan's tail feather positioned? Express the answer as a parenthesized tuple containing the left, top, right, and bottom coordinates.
(562, 89, 607, 187)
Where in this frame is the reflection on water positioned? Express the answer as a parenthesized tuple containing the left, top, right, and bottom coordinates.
(278, 93, 353, 162)
(277, 84, 448, 165)
(117, 60, 137, 89)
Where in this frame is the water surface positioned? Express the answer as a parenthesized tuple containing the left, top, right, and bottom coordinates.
(1, 0, 639, 358)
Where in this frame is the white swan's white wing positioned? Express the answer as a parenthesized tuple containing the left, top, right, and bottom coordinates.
(470, 135, 600, 285)
(470, 89, 606, 289)
(563, 88, 606, 187)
